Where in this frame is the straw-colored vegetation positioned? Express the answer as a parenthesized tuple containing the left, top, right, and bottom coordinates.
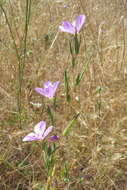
(0, 0, 127, 189)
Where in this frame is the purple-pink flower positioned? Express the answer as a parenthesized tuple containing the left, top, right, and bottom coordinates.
(35, 81, 60, 99)
(49, 135, 59, 142)
(23, 121, 53, 142)
(59, 14, 85, 34)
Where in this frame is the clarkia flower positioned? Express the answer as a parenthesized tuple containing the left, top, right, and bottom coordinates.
(35, 81, 60, 99)
(49, 135, 59, 142)
(59, 14, 85, 34)
(23, 121, 53, 142)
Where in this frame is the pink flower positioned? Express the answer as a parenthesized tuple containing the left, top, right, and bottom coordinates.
(49, 135, 59, 142)
(35, 81, 60, 99)
(23, 121, 53, 142)
(59, 14, 85, 34)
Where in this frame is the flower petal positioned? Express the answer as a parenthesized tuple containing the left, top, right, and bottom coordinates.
(34, 121, 46, 135)
(23, 132, 40, 142)
(44, 86, 54, 99)
(53, 81, 60, 92)
(49, 81, 60, 98)
(43, 126, 53, 138)
(49, 135, 58, 142)
(59, 21, 76, 34)
(35, 87, 46, 97)
(74, 14, 85, 33)
(44, 81, 52, 88)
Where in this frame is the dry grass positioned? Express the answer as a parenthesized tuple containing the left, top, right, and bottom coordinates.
(0, 0, 127, 189)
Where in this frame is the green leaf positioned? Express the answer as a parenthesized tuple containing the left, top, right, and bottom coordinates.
(74, 33, 81, 54)
(71, 56, 76, 67)
(69, 40, 74, 55)
(63, 113, 80, 136)
(64, 70, 71, 102)
(75, 63, 88, 85)
(46, 106, 54, 126)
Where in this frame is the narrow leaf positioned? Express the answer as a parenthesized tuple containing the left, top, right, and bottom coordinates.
(46, 106, 54, 126)
(74, 33, 81, 54)
(75, 63, 88, 85)
(63, 113, 80, 136)
(64, 70, 71, 102)
(69, 40, 74, 55)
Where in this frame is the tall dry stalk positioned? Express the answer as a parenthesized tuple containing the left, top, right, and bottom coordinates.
(0, 0, 32, 129)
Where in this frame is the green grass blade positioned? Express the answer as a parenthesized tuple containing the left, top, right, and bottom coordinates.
(63, 113, 80, 136)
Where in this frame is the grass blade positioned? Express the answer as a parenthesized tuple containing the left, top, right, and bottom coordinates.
(63, 113, 80, 136)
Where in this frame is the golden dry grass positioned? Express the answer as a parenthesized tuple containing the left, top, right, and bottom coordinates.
(0, 0, 127, 189)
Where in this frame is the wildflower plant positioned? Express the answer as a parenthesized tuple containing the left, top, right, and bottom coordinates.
(22, 13, 86, 190)
(23, 81, 60, 189)
(59, 15, 85, 67)
(35, 81, 60, 126)
(23, 121, 53, 142)
(59, 14, 86, 109)
(59, 14, 85, 35)
(35, 81, 60, 99)
(23, 121, 58, 189)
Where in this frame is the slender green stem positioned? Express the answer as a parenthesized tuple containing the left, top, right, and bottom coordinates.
(0, 4, 22, 128)
(0, 1, 32, 129)
(0, 5, 20, 60)
(19, 0, 32, 128)
(21, 0, 31, 75)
